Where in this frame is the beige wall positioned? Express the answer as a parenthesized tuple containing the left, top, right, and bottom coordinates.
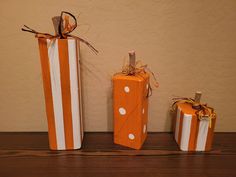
(0, 0, 236, 132)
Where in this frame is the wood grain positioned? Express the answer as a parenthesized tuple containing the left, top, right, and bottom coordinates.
(0, 132, 235, 177)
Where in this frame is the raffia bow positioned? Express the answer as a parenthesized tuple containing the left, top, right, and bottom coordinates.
(172, 97, 216, 128)
(21, 11, 98, 54)
(121, 60, 159, 97)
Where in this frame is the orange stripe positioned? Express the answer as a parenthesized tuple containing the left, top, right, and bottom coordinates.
(193, 118, 200, 150)
(38, 38, 57, 150)
(58, 39, 74, 149)
(205, 117, 216, 151)
(178, 111, 184, 145)
(188, 114, 198, 151)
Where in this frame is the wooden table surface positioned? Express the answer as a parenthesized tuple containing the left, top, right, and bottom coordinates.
(0, 132, 235, 177)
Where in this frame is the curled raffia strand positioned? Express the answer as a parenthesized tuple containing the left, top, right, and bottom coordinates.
(172, 97, 216, 128)
(119, 60, 159, 97)
(21, 25, 98, 55)
(21, 11, 98, 54)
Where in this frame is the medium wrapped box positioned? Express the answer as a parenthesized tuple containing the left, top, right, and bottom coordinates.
(113, 51, 157, 149)
(173, 92, 217, 151)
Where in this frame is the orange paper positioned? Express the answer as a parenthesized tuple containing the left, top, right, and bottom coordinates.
(113, 72, 149, 149)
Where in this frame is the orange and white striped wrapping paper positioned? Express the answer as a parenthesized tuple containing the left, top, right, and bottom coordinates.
(38, 38, 84, 150)
(174, 103, 216, 151)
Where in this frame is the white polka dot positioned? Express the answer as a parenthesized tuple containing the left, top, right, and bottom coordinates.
(119, 107, 126, 115)
(146, 83, 149, 90)
(142, 108, 145, 114)
(124, 86, 130, 93)
(143, 124, 147, 133)
(128, 133, 135, 140)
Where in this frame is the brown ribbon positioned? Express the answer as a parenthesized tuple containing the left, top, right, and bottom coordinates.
(119, 60, 159, 97)
(21, 11, 98, 54)
(172, 97, 216, 128)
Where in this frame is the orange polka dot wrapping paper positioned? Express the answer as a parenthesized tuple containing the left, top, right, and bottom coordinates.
(113, 66, 150, 150)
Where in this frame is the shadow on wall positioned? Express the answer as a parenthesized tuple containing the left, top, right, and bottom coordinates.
(107, 80, 113, 131)
(168, 108, 176, 133)
(79, 50, 86, 130)
(165, 100, 175, 132)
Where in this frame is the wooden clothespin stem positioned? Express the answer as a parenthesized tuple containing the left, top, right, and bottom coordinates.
(192, 91, 202, 109)
(128, 50, 136, 75)
(52, 16, 62, 36)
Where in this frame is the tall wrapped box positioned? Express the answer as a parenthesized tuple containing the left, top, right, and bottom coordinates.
(38, 38, 84, 150)
(22, 11, 98, 150)
(173, 92, 216, 151)
(113, 51, 150, 149)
